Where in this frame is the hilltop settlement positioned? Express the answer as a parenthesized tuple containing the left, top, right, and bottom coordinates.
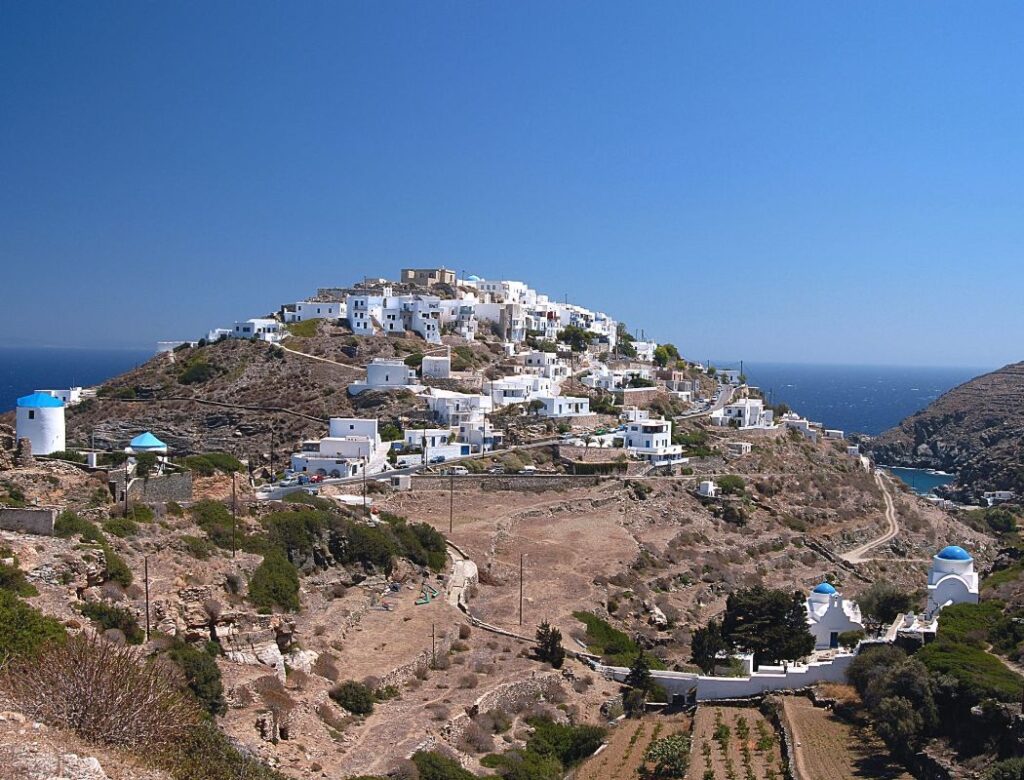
(2, 267, 1024, 780)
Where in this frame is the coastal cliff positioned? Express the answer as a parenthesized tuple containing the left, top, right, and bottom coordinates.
(868, 361, 1024, 500)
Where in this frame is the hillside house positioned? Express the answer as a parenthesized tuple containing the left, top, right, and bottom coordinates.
(711, 398, 773, 429)
(421, 354, 451, 379)
(285, 301, 343, 323)
(290, 417, 388, 477)
(348, 358, 420, 395)
(232, 318, 282, 343)
(624, 417, 686, 465)
(538, 395, 590, 418)
(401, 267, 456, 288)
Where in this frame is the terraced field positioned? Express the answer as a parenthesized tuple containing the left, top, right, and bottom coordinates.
(576, 713, 691, 780)
(687, 705, 783, 780)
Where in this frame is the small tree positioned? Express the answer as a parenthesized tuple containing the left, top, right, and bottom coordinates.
(535, 621, 565, 669)
(691, 619, 727, 674)
(625, 652, 653, 691)
(134, 452, 159, 479)
(329, 680, 374, 715)
(858, 581, 915, 625)
(837, 630, 865, 651)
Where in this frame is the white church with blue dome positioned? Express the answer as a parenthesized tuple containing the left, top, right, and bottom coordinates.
(926, 545, 979, 618)
(805, 581, 864, 650)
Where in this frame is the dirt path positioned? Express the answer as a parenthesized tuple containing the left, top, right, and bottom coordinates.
(278, 343, 364, 373)
(842, 471, 898, 563)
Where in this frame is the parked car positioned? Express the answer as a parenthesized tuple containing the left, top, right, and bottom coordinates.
(430, 455, 446, 464)
(488, 466, 505, 474)
(309, 474, 324, 483)
(449, 466, 469, 476)
(519, 465, 537, 474)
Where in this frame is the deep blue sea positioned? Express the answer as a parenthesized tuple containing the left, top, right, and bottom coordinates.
(736, 362, 988, 436)
(0, 347, 153, 412)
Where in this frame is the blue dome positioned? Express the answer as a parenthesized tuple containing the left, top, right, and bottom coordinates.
(812, 582, 837, 595)
(130, 432, 166, 448)
(16, 392, 64, 408)
(937, 545, 972, 561)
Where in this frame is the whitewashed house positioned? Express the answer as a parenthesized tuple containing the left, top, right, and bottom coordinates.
(805, 583, 864, 650)
(780, 412, 819, 442)
(232, 318, 283, 343)
(925, 546, 979, 618)
(633, 341, 657, 363)
(348, 359, 421, 395)
(824, 429, 845, 440)
(522, 350, 569, 380)
(711, 398, 773, 429)
(347, 291, 386, 336)
(727, 441, 752, 456)
(421, 354, 451, 379)
(485, 375, 555, 407)
(458, 415, 503, 452)
(984, 490, 1016, 505)
(285, 301, 343, 323)
(35, 387, 84, 406)
(698, 480, 719, 498)
(422, 388, 493, 425)
(538, 395, 590, 418)
(291, 417, 388, 477)
(623, 417, 686, 466)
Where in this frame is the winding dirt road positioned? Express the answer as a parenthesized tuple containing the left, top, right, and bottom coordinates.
(841, 470, 898, 564)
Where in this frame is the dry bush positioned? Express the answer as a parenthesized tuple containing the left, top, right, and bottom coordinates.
(458, 673, 479, 689)
(253, 674, 295, 718)
(472, 661, 496, 676)
(312, 652, 340, 682)
(389, 758, 421, 780)
(429, 653, 451, 671)
(458, 624, 472, 640)
(316, 701, 351, 733)
(426, 702, 449, 721)
(287, 669, 311, 691)
(475, 708, 512, 734)
(459, 720, 494, 754)
(1, 634, 200, 752)
(99, 582, 126, 602)
(203, 599, 223, 621)
(451, 641, 469, 652)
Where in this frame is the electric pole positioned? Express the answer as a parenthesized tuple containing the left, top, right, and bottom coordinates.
(449, 472, 454, 534)
(144, 555, 151, 641)
(519, 552, 526, 626)
(362, 456, 367, 510)
(231, 472, 237, 559)
(431, 622, 436, 666)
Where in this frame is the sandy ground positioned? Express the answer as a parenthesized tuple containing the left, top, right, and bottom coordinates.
(575, 713, 691, 780)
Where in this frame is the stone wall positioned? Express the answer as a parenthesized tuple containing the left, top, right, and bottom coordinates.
(411, 474, 605, 492)
(376, 627, 458, 690)
(0, 507, 57, 536)
(441, 673, 564, 748)
(128, 471, 194, 503)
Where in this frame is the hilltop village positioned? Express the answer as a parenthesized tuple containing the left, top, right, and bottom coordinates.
(2, 267, 1023, 780)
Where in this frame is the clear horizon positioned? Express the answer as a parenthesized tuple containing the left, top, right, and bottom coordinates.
(4, 3, 1024, 366)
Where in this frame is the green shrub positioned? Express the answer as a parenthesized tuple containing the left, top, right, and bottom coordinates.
(526, 716, 606, 767)
(104, 517, 140, 538)
(179, 360, 218, 385)
(716, 475, 746, 496)
(180, 535, 216, 560)
(985, 758, 1024, 780)
(0, 481, 27, 507)
(572, 611, 665, 668)
(183, 452, 244, 476)
(191, 500, 237, 549)
(329, 680, 375, 715)
(48, 449, 87, 463)
(0, 591, 66, 661)
(0, 548, 37, 597)
(103, 547, 133, 588)
(80, 601, 144, 644)
(134, 452, 159, 478)
(412, 751, 478, 780)
(917, 640, 1024, 703)
(55, 511, 104, 543)
(249, 549, 300, 612)
(166, 640, 226, 716)
(128, 504, 154, 523)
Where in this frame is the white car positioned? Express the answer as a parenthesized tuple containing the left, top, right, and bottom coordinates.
(449, 466, 469, 476)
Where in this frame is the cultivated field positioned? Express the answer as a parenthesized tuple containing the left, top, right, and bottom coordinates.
(781, 696, 912, 780)
(575, 713, 691, 780)
(687, 705, 783, 780)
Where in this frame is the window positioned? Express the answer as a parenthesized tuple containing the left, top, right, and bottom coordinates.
(28, 410, 35, 420)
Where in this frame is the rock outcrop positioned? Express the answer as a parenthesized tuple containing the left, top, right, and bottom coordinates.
(868, 361, 1024, 501)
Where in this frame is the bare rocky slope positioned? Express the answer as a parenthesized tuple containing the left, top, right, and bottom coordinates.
(867, 361, 1024, 501)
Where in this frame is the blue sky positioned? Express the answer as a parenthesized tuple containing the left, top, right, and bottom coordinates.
(2, 2, 1022, 367)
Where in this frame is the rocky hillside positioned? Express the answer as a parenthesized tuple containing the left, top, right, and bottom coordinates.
(868, 362, 1024, 501)
(51, 325, 504, 460)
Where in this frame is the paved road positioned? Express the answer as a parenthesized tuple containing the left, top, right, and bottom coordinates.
(842, 470, 899, 563)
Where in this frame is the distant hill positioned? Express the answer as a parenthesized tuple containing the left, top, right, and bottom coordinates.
(868, 362, 1024, 500)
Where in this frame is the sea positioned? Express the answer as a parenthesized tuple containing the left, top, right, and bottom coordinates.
(733, 362, 990, 495)
(0, 346, 153, 412)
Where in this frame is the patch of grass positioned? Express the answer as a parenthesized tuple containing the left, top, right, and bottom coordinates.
(0, 549, 38, 597)
(0, 591, 66, 661)
(104, 517, 140, 538)
(285, 318, 322, 338)
(917, 639, 1024, 703)
(572, 611, 665, 668)
(79, 601, 144, 644)
(182, 452, 244, 476)
(180, 535, 216, 560)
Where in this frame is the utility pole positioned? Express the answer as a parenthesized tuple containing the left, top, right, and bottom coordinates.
(362, 456, 367, 510)
(431, 622, 436, 666)
(231, 471, 237, 559)
(449, 472, 454, 534)
(519, 553, 526, 626)
(144, 555, 151, 641)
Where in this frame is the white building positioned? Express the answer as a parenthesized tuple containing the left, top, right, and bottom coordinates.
(403, 428, 452, 450)
(522, 350, 569, 380)
(485, 375, 555, 407)
(285, 301, 343, 323)
(698, 480, 719, 498)
(348, 359, 421, 395)
(232, 318, 283, 343)
(291, 417, 388, 477)
(719, 369, 742, 386)
(126, 431, 168, 455)
(926, 546, 979, 618)
(824, 429, 845, 440)
(805, 583, 864, 650)
(422, 388, 493, 425)
(15, 392, 65, 455)
(728, 441, 752, 456)
(846, 445, 860, 457)
(622, 406, 650, 423)
(34, 387, 84, 407)
(156, 341, 198, 353)
(538, 395, 590, 418)
(623, 417, 686, 465)
(421, 354, 451, 379)
(458, 415, 503, 452)
(780, 412, 819, 442)
(983, 490, 1016, 505)
(632, 341, 657, 363)
(711, 398, 774, 429)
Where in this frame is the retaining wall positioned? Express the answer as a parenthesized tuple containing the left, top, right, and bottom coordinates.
(600, 653, 858, 701)
(411, 474, 605, 492)
(128, 471, 194, 502)
(0, 507, 57, 536)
